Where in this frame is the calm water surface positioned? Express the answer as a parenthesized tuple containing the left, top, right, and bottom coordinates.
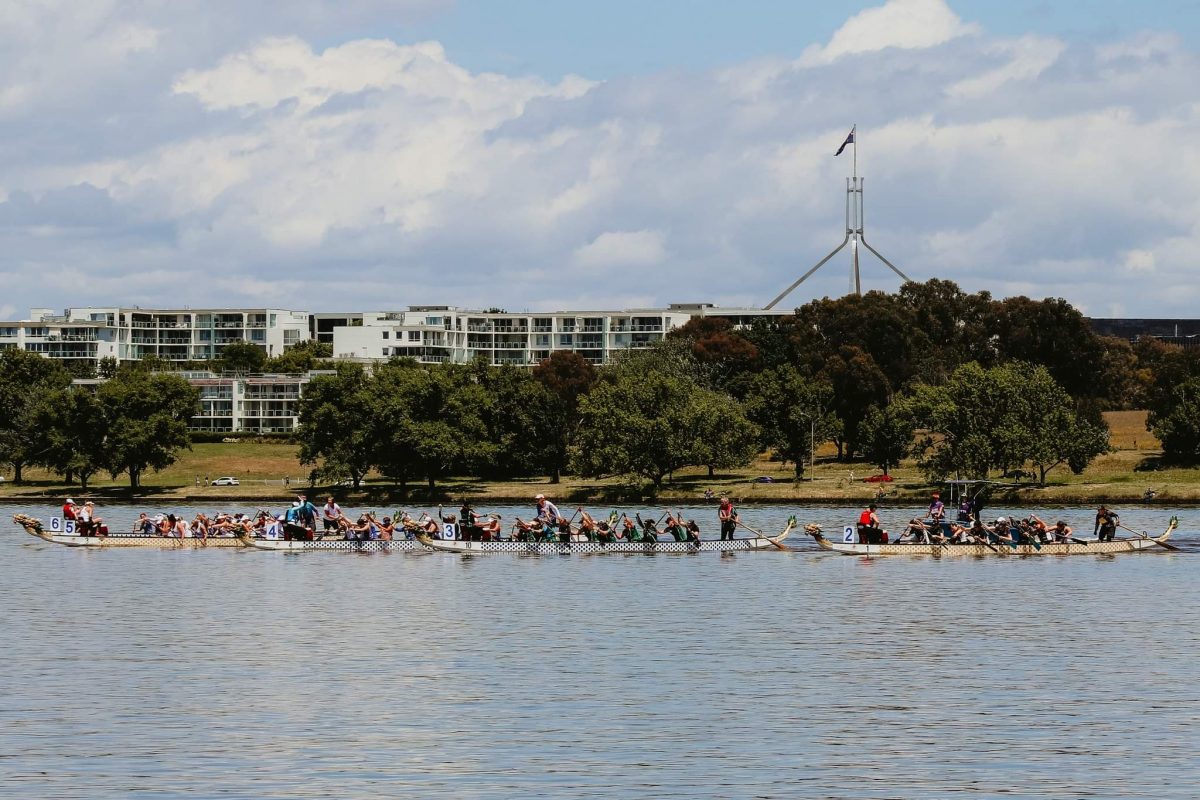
(2, 503, 1197, 799)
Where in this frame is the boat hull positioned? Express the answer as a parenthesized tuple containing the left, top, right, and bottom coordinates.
(13, 516, 247, 548)
(241, 537, 420, 552)
(415, 523, 791, 554)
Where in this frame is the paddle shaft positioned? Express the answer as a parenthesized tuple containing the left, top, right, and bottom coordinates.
(1118, 522, 1182, 551)
(734, 518, 788, 551)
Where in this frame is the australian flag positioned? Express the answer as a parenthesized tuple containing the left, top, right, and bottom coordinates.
(835, 126, 855, 156)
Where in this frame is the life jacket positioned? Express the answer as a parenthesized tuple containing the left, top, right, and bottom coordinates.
(858, 510, 874, 527)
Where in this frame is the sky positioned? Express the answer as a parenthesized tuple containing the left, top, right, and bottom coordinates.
(2, 0, 1199, 319)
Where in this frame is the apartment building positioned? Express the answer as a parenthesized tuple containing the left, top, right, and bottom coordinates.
(331, 304, 789, 366)
(0, 307, 311, 368)
(185, 371, 333, 433)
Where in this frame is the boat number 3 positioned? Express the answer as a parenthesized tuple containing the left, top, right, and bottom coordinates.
(442, 523, 457, 540)
(843, 525, 855, 543)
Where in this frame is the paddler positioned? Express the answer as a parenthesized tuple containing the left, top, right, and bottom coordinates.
(1094, 505, 1119, 542)
(718, 496, 738, 540)
(856, 503, 886, 544)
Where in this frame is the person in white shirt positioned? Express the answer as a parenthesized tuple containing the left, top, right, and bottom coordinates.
(322, 496, 343, 534)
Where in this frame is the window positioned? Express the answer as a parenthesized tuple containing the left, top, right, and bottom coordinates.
(382, 347, 390, 357)
(409, 331, 421, 341)
(382, 331, 389, 339)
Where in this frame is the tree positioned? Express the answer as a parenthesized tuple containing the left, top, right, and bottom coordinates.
(819, 345, 890, 460)
(371, 362, 494, 493)
(743, 366, 838, 478)
(690, 390, 760, 478)
(573, 372, 754, 489)
(97, 356, 119, 379)
(908, 362, 1109, 484)
(264, 340, 334, 373)
(97, 371, 199, 488)
(295, 364, 374, 488)
(1147, 376, 1200, 463)
(0, 349, 72, 482)
(666, 317, 759, 383)
(987, 296, 1103, 399)
(474, 364, 555, 479)
(859, 400, 916, 476)
(33, 387, 108, 489)
(532, 350, 597, 483)
(215, 341, 267, 374)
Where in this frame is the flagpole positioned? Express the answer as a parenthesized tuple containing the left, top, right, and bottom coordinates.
(852, 123, 857, 182)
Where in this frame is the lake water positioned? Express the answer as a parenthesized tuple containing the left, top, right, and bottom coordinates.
(2, 502, 1196, 799)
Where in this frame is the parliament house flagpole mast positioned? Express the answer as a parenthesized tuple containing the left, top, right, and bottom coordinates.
(765, 125, 909, 310)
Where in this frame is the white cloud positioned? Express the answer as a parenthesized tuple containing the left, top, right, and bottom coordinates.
(800, 0, 978, 65)
(0, 0, 1199, 316)
(947, 35, 1065, 99)
(572, 230, 667, 269)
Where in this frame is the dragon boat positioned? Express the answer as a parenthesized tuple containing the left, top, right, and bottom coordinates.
(804, 517, 1179, 556)
(415, 517, 794, 554)
(12, 514, 248, 548)
(239, 536, 421, 552)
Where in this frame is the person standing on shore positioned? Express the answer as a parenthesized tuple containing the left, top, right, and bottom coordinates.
(718, 496, 738, 540)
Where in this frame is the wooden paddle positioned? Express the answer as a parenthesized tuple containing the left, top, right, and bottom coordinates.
(1119, 521, 1182, 552)
(734, 518, 789, 551)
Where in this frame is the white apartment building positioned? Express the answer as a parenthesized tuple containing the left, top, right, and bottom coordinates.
(185, 371, 332, 433)
(0, 307, 311, 368)
(332, 304, 789, 366)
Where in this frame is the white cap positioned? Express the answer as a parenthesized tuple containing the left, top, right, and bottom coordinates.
(65, 498, 75, 505)
(153, 514, 164, 523)
(996, 517, 1007, 524)
(535, 494, 545, 500)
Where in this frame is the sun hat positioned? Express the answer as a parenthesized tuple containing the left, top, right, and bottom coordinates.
(535, 494, 545, 500)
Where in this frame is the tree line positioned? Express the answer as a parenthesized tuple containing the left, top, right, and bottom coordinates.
(4, 279, 1200, 492)
(0, 350, 198, 488)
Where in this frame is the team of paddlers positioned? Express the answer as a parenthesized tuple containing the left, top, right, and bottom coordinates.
(856, 492, 1125, 546)
(59, 494, 749, 545)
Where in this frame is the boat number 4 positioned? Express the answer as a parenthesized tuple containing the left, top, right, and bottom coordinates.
(49, 517, 77, 535)
(843, 525, 855, 543)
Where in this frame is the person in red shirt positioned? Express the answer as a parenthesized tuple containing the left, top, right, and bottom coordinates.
(62, 498, 77, 520)
(857, 503, 886, 544)
(718, 497, 738, 540)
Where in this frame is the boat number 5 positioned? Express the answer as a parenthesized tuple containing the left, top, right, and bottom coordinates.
(843, 525, 855, 543)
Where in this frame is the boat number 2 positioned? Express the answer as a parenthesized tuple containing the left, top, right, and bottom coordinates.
(843, 526, 855, 543)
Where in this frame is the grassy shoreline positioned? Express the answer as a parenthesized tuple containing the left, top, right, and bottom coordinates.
(3, 411, 1197, 507)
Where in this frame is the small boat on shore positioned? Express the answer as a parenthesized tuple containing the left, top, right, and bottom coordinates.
(12, 514, 248, 548)
(415, 518, 794, 554)
(804, 517, 1179, 556)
